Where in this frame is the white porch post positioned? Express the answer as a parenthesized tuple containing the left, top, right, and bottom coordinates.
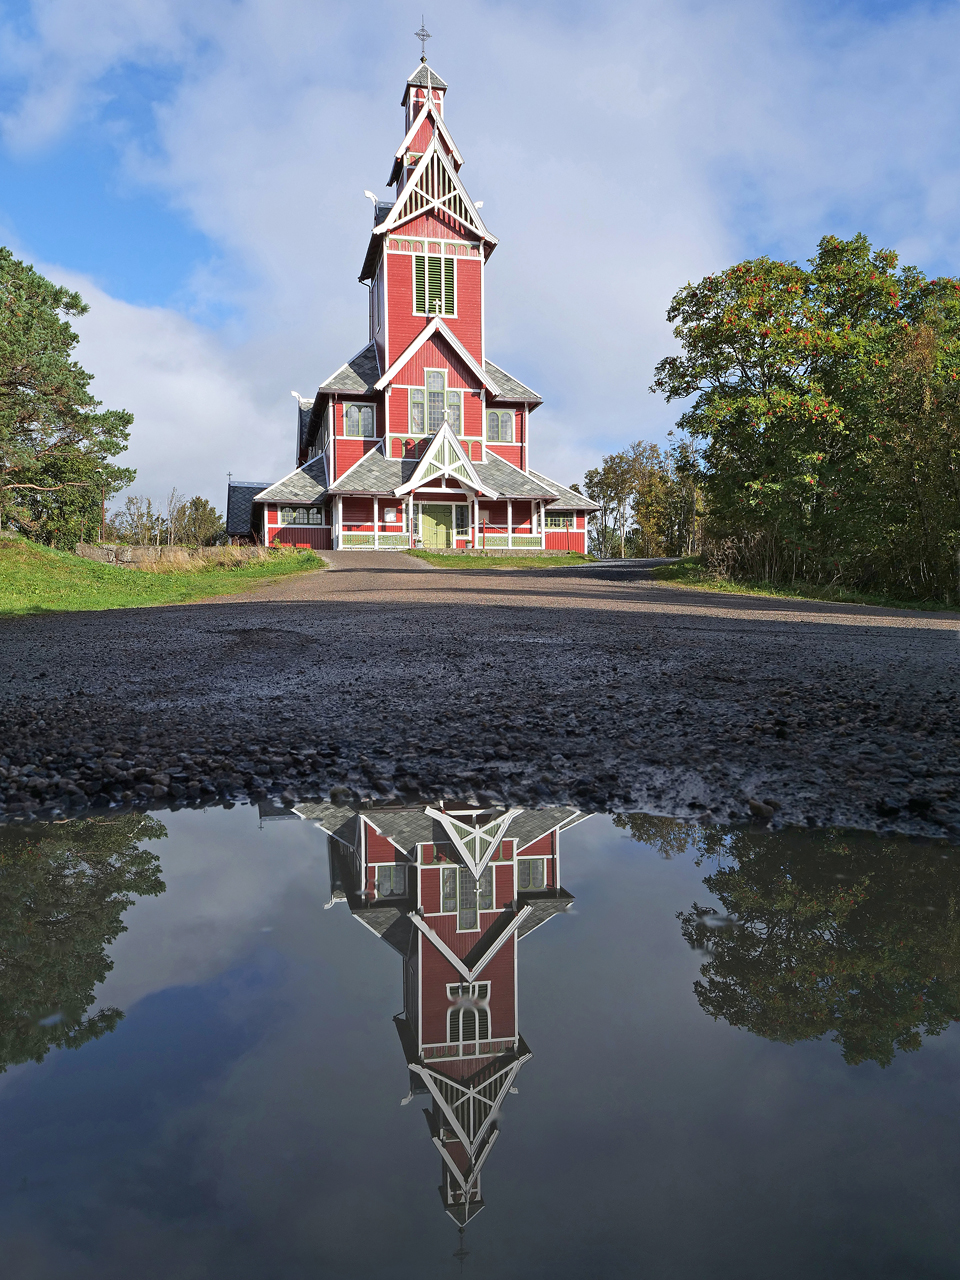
(473, 497, 479, 549)
(336, 494, 343, 549)
(373, 495, 379, 549)
(507, 499, 513, 549)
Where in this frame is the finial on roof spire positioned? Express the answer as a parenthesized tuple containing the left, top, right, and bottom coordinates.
(415, 16, 431, 60)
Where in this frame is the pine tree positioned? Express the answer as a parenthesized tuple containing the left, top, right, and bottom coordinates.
(0, 247, 135, 548)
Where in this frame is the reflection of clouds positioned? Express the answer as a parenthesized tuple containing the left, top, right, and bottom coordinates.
(95, 807, 326, 1012)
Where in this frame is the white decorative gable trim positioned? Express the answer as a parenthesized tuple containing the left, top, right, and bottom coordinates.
(426, 806, 524, 878)
(394, 423, 495, 498)
(375, 137, 496, 244)
(374, 316, 500, 395)
(393, 97, 463, 171)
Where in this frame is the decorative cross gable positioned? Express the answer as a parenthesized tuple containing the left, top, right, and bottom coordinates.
(376, 137, 495, 246)
(426, 806, 523, 878)
(375, 317, 500, 395)
(394, 423, 493, 498)
(389, 96, 463, 185)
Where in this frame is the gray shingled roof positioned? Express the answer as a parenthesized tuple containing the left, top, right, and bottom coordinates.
(295, 801, 359, 845)
(328, 449, 412, 493)
(474, 453, 556, 499)
(508, 807, 583, 852)
(318, 344, 381, 395)
(528, 469, 600, 511)
(371, 809, 438, 853)
(485, 360, 541, 403)
(407, 62, 448, 89)
(255, 456, 328, 504)
(226, 482, 271, 535)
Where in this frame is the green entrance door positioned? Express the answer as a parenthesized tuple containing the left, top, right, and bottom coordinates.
(421, 504, 453, 549)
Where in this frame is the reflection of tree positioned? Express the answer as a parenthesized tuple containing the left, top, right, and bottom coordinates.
(612, 812, 706, 860)
(0, 815, 166, 1071)
(678, 828, 960, 1066)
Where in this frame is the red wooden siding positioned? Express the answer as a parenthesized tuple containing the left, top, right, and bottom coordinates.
(366, 829, 400, 863)
(545, 530, 586, 552)
(487, 443, 523, 468)
(342, 496, 375, 523)
(335, 439, 380, 480)
(421, 866, 441, 914)
(272, 527, 332, 550)
(393, 333, 475, 389)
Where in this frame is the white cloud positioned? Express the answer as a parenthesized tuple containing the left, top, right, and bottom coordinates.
(5, 0, 960, 501)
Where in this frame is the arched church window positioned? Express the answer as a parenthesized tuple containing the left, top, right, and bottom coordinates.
(294, 508, 308, 525)
(376, 864, 407, 898)
(517, 858, 545, 890)
(446, 390, 461, 434)
(410, 388, 425, 434)
(345, 404, 374, 437)
(447, 982, 491, 1044)
(486, 411, 513, 443)
(280, 507, 295, 525)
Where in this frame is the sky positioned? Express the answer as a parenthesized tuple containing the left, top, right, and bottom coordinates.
(2, 0, 960, 511)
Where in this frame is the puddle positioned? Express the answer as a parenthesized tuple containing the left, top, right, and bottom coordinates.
(0, 801, 957, 1276)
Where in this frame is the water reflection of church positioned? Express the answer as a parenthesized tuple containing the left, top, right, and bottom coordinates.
(295, 799, 586, 1226)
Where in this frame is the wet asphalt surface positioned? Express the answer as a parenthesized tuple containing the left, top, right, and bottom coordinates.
(0, 552, 957, 838)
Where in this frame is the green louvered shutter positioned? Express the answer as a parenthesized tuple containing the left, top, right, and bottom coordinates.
(427, 256, 443, 315)
(414, 255, 426, 314)
(444, 257, 454, 314)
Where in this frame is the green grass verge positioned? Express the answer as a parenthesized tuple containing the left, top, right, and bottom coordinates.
(652, 555, 960, 612)
(405, 549, 594, 570)
(0, 536, 324, 616)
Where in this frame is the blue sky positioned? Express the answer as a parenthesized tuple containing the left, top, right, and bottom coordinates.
(2, 0, 960, 506)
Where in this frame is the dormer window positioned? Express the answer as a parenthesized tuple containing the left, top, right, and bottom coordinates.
(345, 404, 374, 437)
(414, 254, 455, 315)
(486, 410, 513, 442)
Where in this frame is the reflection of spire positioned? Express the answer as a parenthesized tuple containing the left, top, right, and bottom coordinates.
(297, 797, 586, 1227)
(453, 1226, 469, 1269)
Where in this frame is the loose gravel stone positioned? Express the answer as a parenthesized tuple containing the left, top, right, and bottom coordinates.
(0, 555, 957, 838)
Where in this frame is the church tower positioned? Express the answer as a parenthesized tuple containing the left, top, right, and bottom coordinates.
(228, 40, 597, 552)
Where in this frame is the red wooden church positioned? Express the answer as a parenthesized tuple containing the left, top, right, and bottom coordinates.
(296, 795, 583, 1226)
(227, 51, 595, 552)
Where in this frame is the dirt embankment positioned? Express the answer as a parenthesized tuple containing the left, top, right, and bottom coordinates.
(0, 555, 957, 838)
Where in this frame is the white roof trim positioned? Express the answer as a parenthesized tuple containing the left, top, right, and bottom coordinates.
(394, 97, 463, 168)
(394, 423, 494, 498)
(318, 341, 382, 392)
(374, 317, 501, 395)
(328, 439, 387, 490)
(375, 138, 496, 245)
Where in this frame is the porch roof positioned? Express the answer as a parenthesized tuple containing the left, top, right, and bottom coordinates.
(254, 456, 328, 504)
(528, 469, 600, 511)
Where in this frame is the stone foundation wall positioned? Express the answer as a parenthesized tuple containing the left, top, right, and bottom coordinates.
(75, 543, 264, 567)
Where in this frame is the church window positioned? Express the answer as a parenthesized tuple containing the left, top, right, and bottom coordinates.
(546, 511, 574, 529)
(411, 388, 425, 434)
(413, 254, 455, 315)
(447, 983, 491, 1044)
(345, 404, 374, 437)
(517, 858, 545, 891)
(455, 505, 470, 536)
(424, 372, 462, 434)
(486, 410, 514, 442)
(280, 507, 295, 525)
(376, 864, 407, 898)
(440, 866, 493, 931)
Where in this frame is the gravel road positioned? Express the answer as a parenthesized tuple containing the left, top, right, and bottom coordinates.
(0, 551, 957, 838)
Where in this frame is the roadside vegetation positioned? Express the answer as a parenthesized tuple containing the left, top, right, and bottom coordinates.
(652, 555, 958, 612)
(0, 535, 321, 616)
(406, 550, 593, 569)
(590, 234, 960, 606)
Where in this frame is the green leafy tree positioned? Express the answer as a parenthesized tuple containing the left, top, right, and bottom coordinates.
(677, 828, 960, 1066)
(182, 496, 225, 547)
(0, 814, 166, 1071)
(0, 247, 135, 548)
(651, 233, 960, 599)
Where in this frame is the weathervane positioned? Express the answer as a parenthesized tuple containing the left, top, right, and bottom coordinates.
(415, 16, 431, 60)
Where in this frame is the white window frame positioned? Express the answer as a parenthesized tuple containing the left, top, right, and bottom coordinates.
(447, 981, 491, 1044)
(516, 857, 546, 891)
(440, 864, 493, 931)
(486, 409, 514, 443)
(345, 402, 375, 438)
(413, 252, 456, 317)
